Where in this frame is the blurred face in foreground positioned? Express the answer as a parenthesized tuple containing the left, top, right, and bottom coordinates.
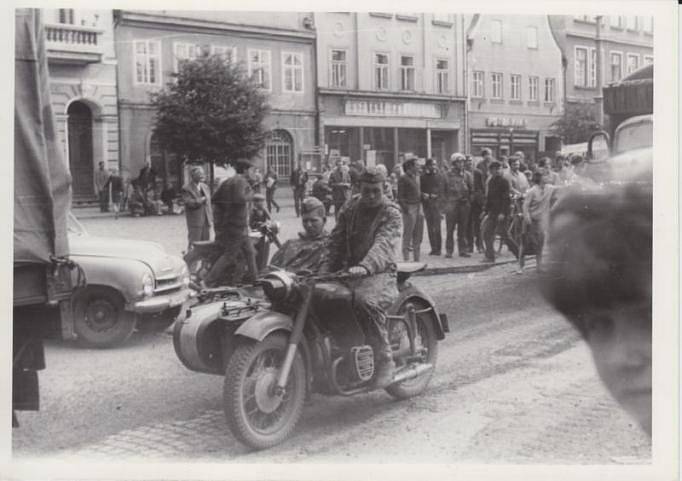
(359, 181, 384, 208)
(302, 211, 325, 237)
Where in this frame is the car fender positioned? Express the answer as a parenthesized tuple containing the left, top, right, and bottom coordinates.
(234, 310, 294, 342)
(68, 255, 148, 305)
(392, 283, 447, 340)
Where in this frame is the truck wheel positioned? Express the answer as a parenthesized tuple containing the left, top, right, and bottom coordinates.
(223, 333, 306, 450)
(73, 287, 136, 348)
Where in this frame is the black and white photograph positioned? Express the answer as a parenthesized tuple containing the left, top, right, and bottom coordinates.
(5, 1, 678, 480)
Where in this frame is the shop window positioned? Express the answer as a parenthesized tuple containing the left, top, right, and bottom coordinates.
(330, 49, 347, 88)
(435, 59, 449, 94)
(472, 71, 485, 98)
(134, 40, 161, 86)
(374, 53, 390, 90)
(528, 76, 539, 101)
(248, 49, 272, 90)
(610, 52, 623, 82)
(266, 130, 293, 179)
(400, 55, 415, 91)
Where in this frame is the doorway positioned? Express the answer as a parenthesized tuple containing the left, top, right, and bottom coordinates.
(67, 101, 94, 198)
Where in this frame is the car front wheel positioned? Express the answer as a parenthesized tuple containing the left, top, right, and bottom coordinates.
(73, 286, 136, 348)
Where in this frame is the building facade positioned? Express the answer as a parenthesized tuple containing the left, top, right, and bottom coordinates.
(314, 12, 467, 171)
(548, 14, 653, 124)
(43, 8, 120, 203)
(114, 10, 317, 187)
(466, 14, 563, 161)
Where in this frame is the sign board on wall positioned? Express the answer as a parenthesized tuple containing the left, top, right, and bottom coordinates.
(345, 100, 442, 119)
(485, 117, 528, 128)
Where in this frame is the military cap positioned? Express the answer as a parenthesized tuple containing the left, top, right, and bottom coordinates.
(301, 197, 326, 217)
(359, 166, 386, 184)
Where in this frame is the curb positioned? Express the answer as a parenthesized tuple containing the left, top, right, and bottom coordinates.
(417, 258, 518, 276)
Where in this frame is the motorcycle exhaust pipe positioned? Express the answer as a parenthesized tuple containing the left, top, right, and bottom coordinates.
(391, 363, 433, 384)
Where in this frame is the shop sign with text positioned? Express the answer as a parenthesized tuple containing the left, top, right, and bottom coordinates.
(485, 117, 527, 128)
(345, 100, 442, 119)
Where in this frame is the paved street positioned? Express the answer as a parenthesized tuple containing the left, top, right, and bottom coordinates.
(12, 213, 651, 462)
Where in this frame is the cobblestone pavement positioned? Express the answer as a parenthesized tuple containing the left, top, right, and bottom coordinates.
(13, 266, 651, 464)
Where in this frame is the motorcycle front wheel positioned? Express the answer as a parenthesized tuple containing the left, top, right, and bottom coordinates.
(224, 333, 307, 450)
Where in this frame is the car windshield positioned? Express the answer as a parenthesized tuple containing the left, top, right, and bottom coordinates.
(67, 212, 88, 236)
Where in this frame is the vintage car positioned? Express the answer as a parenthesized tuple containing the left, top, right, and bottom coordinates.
(67, 213, 190, 348)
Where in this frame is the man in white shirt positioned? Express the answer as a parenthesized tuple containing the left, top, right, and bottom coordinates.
(522, 172, 558, 271)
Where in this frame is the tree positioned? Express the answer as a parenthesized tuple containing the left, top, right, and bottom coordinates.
(550, 103, 602, 145)
(150, 54, 270, 166)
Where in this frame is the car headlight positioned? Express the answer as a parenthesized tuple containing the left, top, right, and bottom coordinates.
(142, 272, 155, 297)
(180, 263, 190, 288)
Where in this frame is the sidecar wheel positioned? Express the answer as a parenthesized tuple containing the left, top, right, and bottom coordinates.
(223, 333, 306, 450)
(386, 305, 439, 400)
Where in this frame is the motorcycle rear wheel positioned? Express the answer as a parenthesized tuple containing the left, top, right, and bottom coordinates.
(223, 333, 307, 450)
(385, 304, 439, 399)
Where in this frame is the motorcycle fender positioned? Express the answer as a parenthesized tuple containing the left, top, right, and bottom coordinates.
(234, 311, 294, 342)
(392, 285, 447, 340)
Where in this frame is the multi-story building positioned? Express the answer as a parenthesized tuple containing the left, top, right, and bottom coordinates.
(548, 14, 653, 124)
(114, 10, 317, 186)
(43, 8, 120, 204)
(466, 14, 563, 161)
(313, 12, 467, 170)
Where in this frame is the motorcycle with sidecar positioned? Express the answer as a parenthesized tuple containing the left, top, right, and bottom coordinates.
(173, 264, 448, 449)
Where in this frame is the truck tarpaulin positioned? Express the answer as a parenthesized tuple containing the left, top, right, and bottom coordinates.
(14, 8, 71, 264)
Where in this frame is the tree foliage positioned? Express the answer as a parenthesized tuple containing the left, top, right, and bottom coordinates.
(550, 103, 602, 145)
(150, 54, 270, 165)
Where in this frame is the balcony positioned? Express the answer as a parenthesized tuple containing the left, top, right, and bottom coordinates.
(45, 23, 104, 65)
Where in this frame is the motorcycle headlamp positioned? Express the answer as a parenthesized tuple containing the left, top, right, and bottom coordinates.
(259, 271, 295, 303)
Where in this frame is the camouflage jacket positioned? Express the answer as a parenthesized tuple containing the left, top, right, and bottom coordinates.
(323, 195, 402, 274)
(270, 231, 329, 273)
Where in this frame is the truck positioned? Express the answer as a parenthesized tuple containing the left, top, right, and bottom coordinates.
(587, 63, 653, 168)
(13, 8, 81, 424)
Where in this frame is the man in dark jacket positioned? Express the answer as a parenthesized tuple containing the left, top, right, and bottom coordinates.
(397, 156, 424, 262)
(420, 158, 445, 256)
(290, 162, 309, 217)
(181, 166, 213, 248)
(328, 159, 351, 219)
(204, 159, 258, 286)
(481, 161, 510, 263)
(443, 153, 473, 258)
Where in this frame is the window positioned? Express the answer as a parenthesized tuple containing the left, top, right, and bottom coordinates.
(510, 74, 521, 100)
(526, 27, 538, 49)
(330, 49, 347, 88)
(435, 59, 449, 94)
(134, 40, 161, 85)
(610, 52, 623, 82)
(491, 72, 503, 99)
(626, 53, 640, 74)
(472, 71, 484, 98)
(491, 20, 502, 44)
(174, 42, 202, 72)
(610, 15, 624, 28)
(590, 48, 597, 87)
(248, 49, 271, 90)
(211, 45, 236, 64)
(643, 55, 653, 65)
(528, 76, 539, 101)
(58, 9, 75, 24)
(574, 15, 597, 23)
(575, 47, 588, 87)
(544, 78, 555, 103)
(626, 16, 638, 31)
(266, 130, 293, 178)
(644, 17, 654, 33)
(400, 55, 415, 91)
(374, 53, 390, 90)
(282, 52, 304, 93)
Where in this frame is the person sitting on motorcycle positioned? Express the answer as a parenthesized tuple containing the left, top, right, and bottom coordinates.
(204, 158, 258, 287)
(250, 193, 272, 271)
(270, 197, 329, 273)
(319, 167, 403, 388)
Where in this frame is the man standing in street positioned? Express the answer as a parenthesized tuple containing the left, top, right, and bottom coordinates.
(328, 159, 351, 219)
(523, 172, 558, 271)
(205, 158, 258, 287)
(443, 153, 473, 258)
(469, 155, 487, 254)
(508, 155, 530, 196)
(397, 156, 424, 262)
(321, 167, 402, 388)
(105, 167, 124, 219)
(95, 161, 110, 213)
(476, 148, 494, 181)
(181, 165, 213, 249)
(481, 161, 511, 263)
(348, 159, 365, 195)
(420, 158, 445, 256)
(290, 162, 309, 218)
